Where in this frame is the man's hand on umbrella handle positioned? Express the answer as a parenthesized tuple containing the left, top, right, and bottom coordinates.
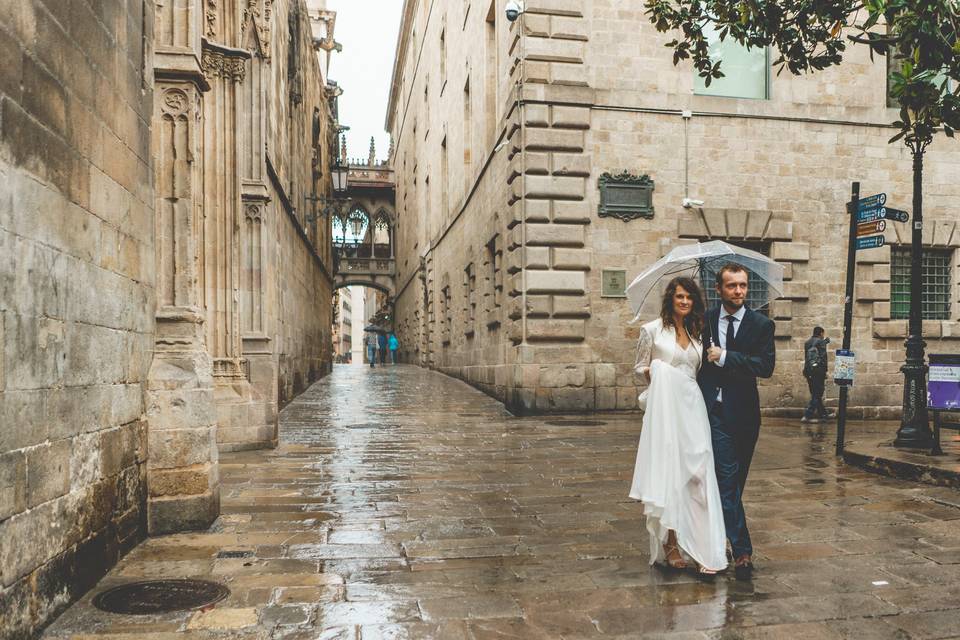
(707, 338, 722, 363)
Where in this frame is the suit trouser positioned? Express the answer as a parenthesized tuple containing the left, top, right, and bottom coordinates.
(709, 401, 757, 558)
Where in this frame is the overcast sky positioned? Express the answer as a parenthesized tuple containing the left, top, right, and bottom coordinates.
(327, 0, 404, 164)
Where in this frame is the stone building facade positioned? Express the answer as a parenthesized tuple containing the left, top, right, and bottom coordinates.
(0, 0, 338, 637)
(387, 0, 960, 416)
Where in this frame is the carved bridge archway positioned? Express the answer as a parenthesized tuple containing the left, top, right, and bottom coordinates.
(332, 204, 396, 299)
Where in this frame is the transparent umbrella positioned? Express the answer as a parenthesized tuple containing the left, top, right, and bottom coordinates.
(626, 240, 784, 322)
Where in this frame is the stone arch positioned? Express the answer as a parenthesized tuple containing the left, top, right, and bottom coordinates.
(333, 279, 394, 298)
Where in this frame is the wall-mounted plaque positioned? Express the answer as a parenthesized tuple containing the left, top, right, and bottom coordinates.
(601, 269, 628, 298)
(598, 171, 654, 221)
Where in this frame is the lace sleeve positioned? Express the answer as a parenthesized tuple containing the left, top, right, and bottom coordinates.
(634, 325, 653, 383)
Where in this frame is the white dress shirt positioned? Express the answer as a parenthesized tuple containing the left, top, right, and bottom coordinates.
(716, 305, 747, 401)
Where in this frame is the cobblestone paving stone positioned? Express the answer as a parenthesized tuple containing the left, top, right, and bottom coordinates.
(44, 366, 960, 639)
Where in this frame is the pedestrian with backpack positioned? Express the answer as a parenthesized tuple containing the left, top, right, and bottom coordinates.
(801, 326, 835, 423)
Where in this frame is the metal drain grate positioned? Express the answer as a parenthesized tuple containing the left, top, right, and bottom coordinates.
(216, 550, 254, 559)
(545, 420, 608, 427)
(345, 423, 397, 430)
(92, 579, 230, 615)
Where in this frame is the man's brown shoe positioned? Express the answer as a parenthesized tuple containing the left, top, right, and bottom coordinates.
(734, 555, 754, 581)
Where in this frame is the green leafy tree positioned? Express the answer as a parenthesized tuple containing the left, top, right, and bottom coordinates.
(645, 0, 960, 446)
(645, 0, 960, 146)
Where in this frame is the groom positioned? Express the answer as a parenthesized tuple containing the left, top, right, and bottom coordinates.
(698, 263, 776, 580)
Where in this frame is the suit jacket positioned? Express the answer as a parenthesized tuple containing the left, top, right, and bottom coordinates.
(698, 306, 776, 431)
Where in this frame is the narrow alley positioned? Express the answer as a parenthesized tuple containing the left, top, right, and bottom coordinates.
(44, 366, 960, 639)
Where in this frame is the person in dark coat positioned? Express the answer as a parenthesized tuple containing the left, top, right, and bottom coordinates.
(698, 263, 776, 581)
(377, 332, 388, 365)
(801, 327, 835, 423)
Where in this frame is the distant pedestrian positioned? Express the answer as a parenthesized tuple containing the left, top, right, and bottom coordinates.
(365, 335, 376, 368)
(378, 332, 388, 365)
(801, 326, 835, 423)
(388, 333, 399, 364)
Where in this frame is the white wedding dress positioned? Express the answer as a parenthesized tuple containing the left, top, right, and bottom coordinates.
(629, 319, 727, 572)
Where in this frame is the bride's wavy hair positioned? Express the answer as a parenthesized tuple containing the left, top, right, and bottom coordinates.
(660, 276, 706, 337)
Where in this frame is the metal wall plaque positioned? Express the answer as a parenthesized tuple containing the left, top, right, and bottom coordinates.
(598, 171, 654, 221)
(601, 269, 628, 298)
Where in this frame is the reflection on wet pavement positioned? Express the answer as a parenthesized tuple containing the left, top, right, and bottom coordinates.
(45, 365, 960, 638)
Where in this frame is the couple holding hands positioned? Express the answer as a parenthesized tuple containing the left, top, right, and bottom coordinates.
(629, 263, 776, 580)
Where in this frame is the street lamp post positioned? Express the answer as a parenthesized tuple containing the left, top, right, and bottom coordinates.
(305, 160, 351, 225)
(895, 142, 934, 449)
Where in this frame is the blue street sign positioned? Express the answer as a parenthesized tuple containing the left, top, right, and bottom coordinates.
(856, 234, 885, 250)
(885, 207, 910, 223)
(857, 206, 886, 223)
(857, 193, 886, 211)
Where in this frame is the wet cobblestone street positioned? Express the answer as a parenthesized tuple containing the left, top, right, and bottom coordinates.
(45, 365, 960, 639)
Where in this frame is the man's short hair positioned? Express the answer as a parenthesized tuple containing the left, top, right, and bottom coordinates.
(813, 326, 824, 336)
(715, 263, 748, 286)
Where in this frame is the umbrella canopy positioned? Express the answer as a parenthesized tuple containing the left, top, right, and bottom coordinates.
(364, 324, 388, 333)
(626, 240, 784, 321)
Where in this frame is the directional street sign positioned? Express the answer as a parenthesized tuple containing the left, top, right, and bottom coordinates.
(857, 206, 886, 223)
(884, 207, 910, 223)
(857, 219, 886, 237)
(856, 234, 885, 250)
(856, 193, 886, 211)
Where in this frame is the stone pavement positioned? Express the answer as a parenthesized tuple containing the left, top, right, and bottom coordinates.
(44, 365, 960, 639)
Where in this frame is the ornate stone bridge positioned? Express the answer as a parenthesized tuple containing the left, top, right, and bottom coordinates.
(332, 147, 397, 299)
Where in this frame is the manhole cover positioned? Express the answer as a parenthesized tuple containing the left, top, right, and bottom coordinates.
(545, 420, 608, 427)
(92, 580, 230, 615)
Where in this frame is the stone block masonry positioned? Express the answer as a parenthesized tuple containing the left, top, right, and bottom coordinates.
(0, 0, 153, 636)
(0, 0, 338, 637)
(387, 0, 960, 417)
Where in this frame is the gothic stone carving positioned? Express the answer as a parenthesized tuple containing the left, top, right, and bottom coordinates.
(202, 47, 247, 82)
(161, 88, 189, 117)
(242, 0, 275, 59)
(206, 0, 218, 38)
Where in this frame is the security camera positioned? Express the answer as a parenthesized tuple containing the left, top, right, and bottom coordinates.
(505, 0, 524, 22)
(682, 198, 704, 208)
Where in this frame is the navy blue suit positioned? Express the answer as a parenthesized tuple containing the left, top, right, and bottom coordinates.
(698, 306, 776, 558)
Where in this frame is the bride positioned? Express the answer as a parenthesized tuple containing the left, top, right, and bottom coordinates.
(629, 276, 727, 574)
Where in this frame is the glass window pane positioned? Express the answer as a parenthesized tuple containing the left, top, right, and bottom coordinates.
(699, 241, 771, 315)
(694, 24, 768, 99)
(890, 247, 952, 320)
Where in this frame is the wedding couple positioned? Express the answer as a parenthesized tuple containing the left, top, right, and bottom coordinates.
(629, 264, 776, 580)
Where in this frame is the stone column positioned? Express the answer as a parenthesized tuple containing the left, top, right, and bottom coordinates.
(200, 40, 271, 451)
(239, 5, 280, 447)
(506, 1, 597, 412)
(147, 0, 220, 534)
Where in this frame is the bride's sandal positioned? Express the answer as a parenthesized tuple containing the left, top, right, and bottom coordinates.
(661, 543, 688, 570)
(696, 564, 718, 580)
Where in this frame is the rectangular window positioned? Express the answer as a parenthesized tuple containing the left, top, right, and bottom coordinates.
(694, 23, 768, 100)
(484, 1, 498, 147)
(486, 234, 502, 328)
(440, 26, 447, 90)
(464, 263, 476, 337)
(424, 82, 429, 135)
(441, 285, 452, 346)
(700, 241, 771, 315)
(891, 247, 952, 320)
(463, 76, 472, 190)
(441, 135, 449, 218)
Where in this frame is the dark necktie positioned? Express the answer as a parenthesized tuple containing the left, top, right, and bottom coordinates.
(725, 315, 736, 350)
